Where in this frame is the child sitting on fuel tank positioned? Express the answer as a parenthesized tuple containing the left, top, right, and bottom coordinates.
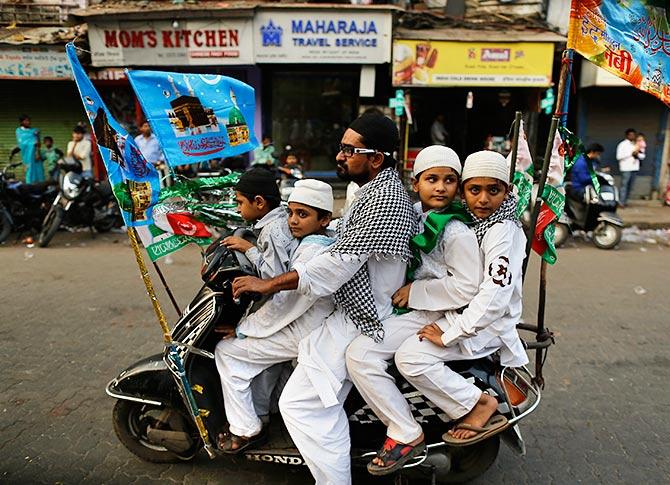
(214, 179, 336, 454)
(394, 150, 529, 448)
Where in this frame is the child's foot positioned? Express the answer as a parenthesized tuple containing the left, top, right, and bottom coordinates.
(448, 393, 498, 440)
(367, 433, 425, 476)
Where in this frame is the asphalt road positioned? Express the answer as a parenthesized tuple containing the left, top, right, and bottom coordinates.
(1, 231, 669, 484)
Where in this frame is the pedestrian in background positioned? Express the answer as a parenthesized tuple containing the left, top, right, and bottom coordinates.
(15, 114, 45, 183)
(430, 114, 449, 146)
(66, 125, 92, 178)
(616, 128, 640, 207)
(252, 134, 278, 169)
(134, 120, 168, 186)
(41, 136, 63, 182)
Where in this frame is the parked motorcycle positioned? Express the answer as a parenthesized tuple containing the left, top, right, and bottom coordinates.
(0, 161, 57, 244)
(107, 230, 546, 483)
(38, 160, 121, 248)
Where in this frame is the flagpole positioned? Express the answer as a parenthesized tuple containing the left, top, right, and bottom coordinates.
(151, 260, 182, 317)
(509, 111, 523, 183)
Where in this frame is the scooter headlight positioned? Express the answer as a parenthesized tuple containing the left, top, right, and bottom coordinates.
(62, 174, 81, 200)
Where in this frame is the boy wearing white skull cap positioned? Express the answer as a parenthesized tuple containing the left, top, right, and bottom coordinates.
(346, 145, 483, 475)
(214, 179, 336, 453)
(394, 150, 529, 448)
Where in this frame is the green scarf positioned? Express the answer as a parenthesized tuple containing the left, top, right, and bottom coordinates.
(394, 202, 472, 315)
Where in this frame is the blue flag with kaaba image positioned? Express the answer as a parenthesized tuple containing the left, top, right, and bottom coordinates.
(66, 43, 161, 226)
(127, 70, 258, 167)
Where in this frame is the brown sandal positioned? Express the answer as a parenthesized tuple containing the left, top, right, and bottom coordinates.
(442, 414, 509, 447)
(217, 428, 267, 454)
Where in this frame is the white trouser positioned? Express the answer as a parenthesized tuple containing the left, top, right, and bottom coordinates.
(279, 310, 361, 485)
(394, 335, 503, 420)
(346, 310, 442, 444)
(214, 322, 311, 437)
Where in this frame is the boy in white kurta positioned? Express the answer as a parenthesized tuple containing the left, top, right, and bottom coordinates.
(346, 145, 482, 475)
(220, 168, 300, 420)
(395, 150, 529, 447)
(214, 179, 336, 453)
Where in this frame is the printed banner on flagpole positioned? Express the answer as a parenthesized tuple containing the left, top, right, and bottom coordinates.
(66, 43, 161, 226)
(569, 0, 670, 106)
(127, 70, 258, 167)
(507, 120, 534, 218)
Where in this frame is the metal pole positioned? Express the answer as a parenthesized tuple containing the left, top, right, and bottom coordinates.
(509, 111, 523, 183)
(152, 260, 182, 317)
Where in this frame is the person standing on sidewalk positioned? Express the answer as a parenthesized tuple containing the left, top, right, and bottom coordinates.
(616, 128, 640, 207)
(134, 120, 168, 186)
(15, 114, 45, 183)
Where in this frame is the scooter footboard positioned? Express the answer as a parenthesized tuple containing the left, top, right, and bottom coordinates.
(185, 354, 226, 443)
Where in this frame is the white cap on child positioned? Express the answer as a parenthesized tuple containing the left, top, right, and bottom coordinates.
(288, 179, 334, 213)
(462, 150, 509, 184)
(413, 145, 462, 178)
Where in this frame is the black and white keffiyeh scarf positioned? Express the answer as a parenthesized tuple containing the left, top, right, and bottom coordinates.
(330, 168, 417, 342)
(466, 193, 521, 244)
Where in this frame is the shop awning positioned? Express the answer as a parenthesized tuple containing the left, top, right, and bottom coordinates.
(395, 26, 566, 43)
(0, 24, 85, 46)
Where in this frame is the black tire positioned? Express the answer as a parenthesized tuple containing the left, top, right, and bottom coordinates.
(553, 222, 570, 248)
(112, 400, 199, 464)
(0, 209, 11, 244)
(592, 221, 622, 250)
(37, 206, 64, 248)
(93, 217, 116, 233)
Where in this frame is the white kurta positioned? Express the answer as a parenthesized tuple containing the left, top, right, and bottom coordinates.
(246, 206, 299, 279)
(395, 220, 529, 420)
(346, 214, 482, 444)
(279, 184, 407, 485)
(215, 235, 335, 438)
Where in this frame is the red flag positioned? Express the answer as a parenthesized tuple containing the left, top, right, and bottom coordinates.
(166, 213, 211, 238)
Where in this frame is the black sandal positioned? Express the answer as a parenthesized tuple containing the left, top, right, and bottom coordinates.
(367, 437, 426, 476)
(217, 427, 267, 455)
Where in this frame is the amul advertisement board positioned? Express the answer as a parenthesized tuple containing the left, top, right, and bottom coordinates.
(254, 10, 392, 63)
(88, 20, 254, 67)
(393, 40, 554, 87)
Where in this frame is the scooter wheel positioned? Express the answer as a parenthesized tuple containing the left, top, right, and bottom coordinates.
(112, 400, 199, 463)
(592, 222, 622, 250)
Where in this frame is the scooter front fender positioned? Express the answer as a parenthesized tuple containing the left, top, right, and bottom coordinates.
(597, 211, 624, 227)
(106, 353, 182, 409)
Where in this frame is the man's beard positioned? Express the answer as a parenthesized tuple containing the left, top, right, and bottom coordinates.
(336, 161, 369, 186)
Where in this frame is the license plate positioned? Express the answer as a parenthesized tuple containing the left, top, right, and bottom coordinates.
(600, 192, 615, 201)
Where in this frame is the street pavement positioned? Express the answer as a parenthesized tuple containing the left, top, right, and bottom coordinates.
(1, 230, 669, 484)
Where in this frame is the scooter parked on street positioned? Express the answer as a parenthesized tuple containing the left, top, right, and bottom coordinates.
(107, 229, 549, 484)
(0, 160, 57, 244)
(37, 160, 121, 247)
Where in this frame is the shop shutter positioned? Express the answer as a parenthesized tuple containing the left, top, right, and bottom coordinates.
(0, 80, 87, 177)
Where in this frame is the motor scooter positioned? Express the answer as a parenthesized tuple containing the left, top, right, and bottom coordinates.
(107, 230, 548, 483)
(556, 171, 623, 249)
(37, 160, 121, 247)
(0, 160, 57, 243)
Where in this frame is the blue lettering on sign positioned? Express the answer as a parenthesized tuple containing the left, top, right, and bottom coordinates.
(291, 19, 377, 35)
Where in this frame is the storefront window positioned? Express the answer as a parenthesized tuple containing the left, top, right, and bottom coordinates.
(270, 71, 357, 172)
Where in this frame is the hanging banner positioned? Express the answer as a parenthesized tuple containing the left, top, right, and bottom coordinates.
(66, 44, 161, 226)
(88, 20, 254, 67)
(569, 0, 670, 106)
(127, 70, 258, 167)
(0, 46, 71, 80)
(393, 40, 554, 87)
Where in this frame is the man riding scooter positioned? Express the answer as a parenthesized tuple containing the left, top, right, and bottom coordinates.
(566, 143, 605, 202)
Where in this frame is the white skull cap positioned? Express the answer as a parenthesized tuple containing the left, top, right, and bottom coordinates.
(413, 145, 462, 178)
(462, 150, 509, 184)
(288, 179, 334, 213)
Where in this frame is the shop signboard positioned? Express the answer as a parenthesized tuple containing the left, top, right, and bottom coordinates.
(88, 20, 254, 67)
(0, 46, 71, 80)
(392, 40, 554, 87)
(254, 9, 392, 64)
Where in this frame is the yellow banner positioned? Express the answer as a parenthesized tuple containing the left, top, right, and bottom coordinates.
(393, 40, 554, 87)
